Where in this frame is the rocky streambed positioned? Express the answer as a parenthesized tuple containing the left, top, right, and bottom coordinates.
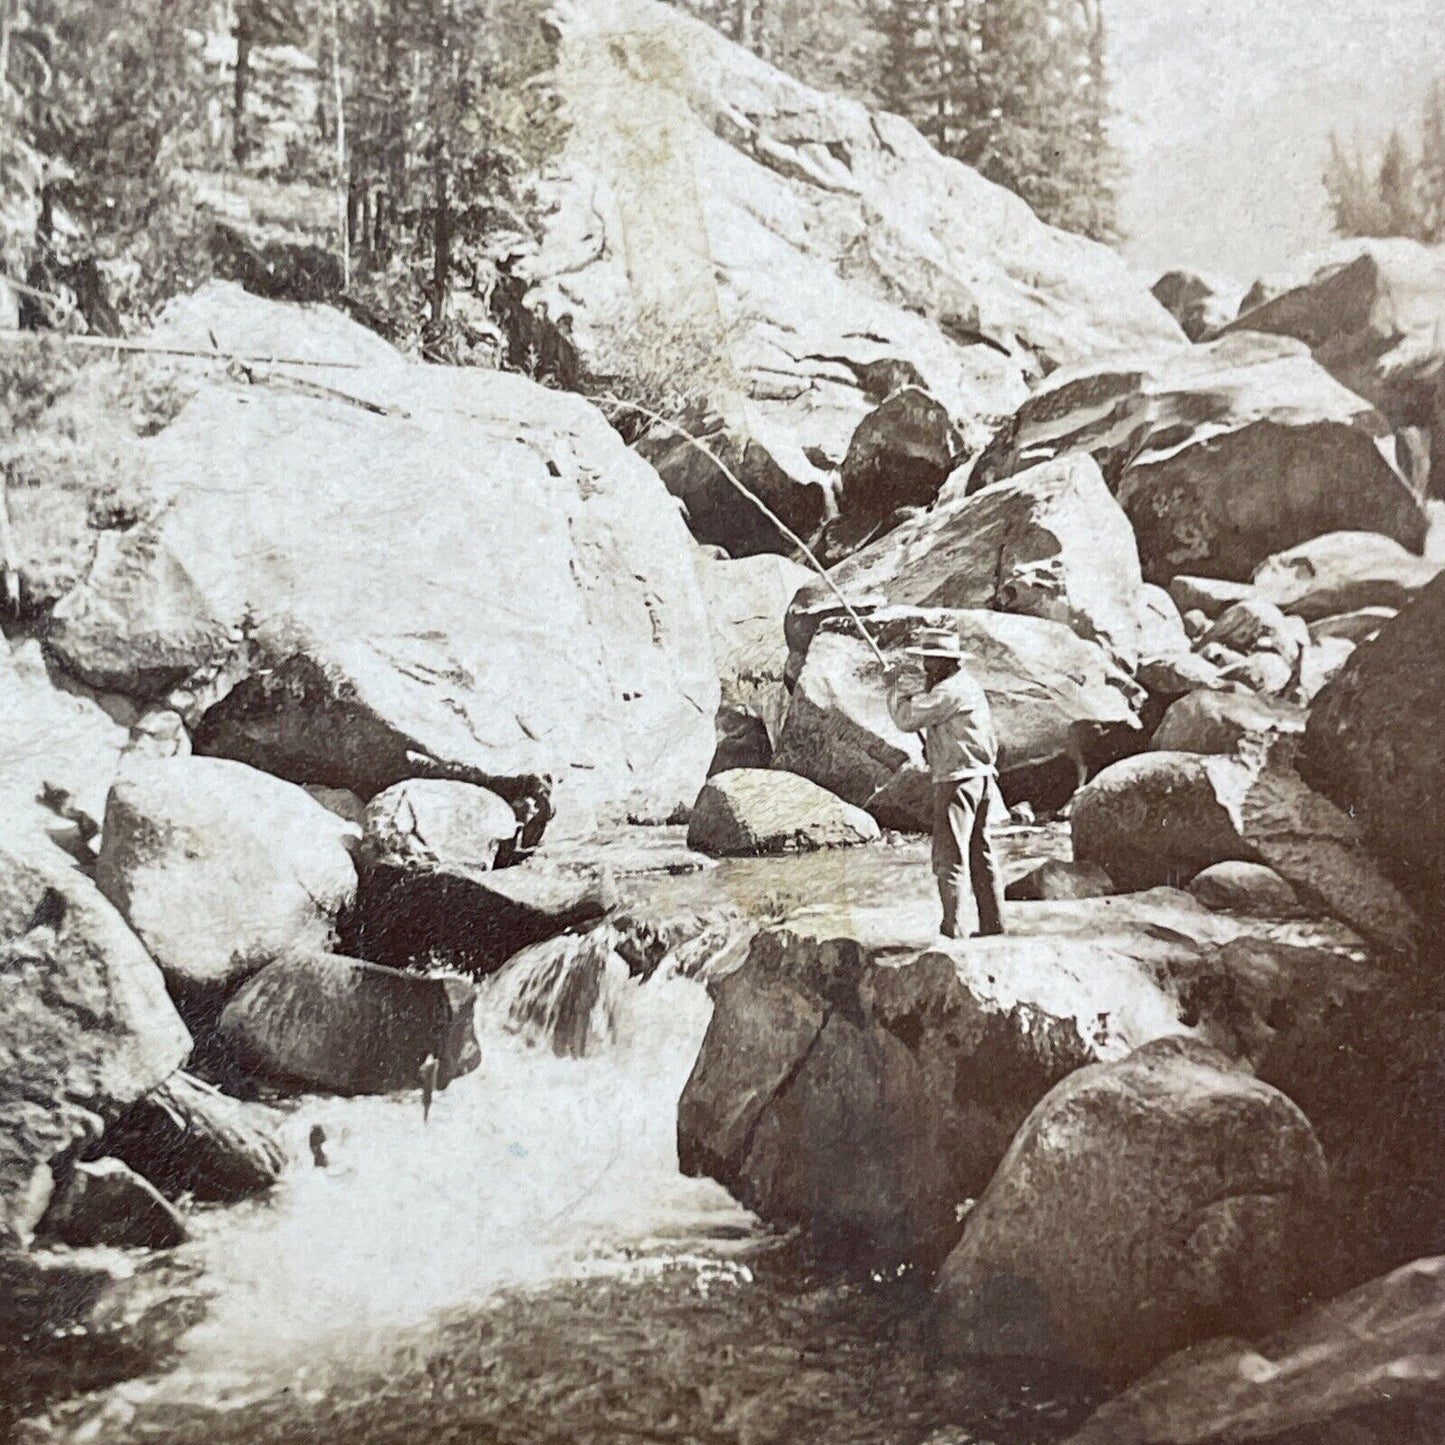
(7, 824, 1397, 1445)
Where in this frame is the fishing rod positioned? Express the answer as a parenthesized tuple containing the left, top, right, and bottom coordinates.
(597, 394, 890, 669)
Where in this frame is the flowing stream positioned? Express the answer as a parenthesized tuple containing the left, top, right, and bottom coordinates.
(17, 831, 1094, 1445)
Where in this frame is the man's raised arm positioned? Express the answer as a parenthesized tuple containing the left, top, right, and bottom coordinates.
(885, 665, 959, 732)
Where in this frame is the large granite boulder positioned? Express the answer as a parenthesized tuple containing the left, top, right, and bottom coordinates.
(678, 894, 1328, 1269)
(789, 454, 1146, 667)
(95, 757, 358, 1005)
(359, 779, 522, 874)
(1302, 572, 1445, 921)
(932, 1037, 1328, 1387)
(1072, 751, 1419, 959)
(42, 288, 719, 827)
(1225, 239, 1445, 498)
(823, 387, 964, 561)
(687, 769, 879, 856)
(970, 332, 1427, 584)
(216, 951, 480, 1095)
(1065, 1255, 1445, 1445)
(495, 0, 1181, 558)
(1149, 690, 1306, 756)
(0, 836, 190, 1245)
(0, 640, 128, 846)
(773, 611, 1139, 820)
(696, 551, 814, 772)
(1252, 530, 1442, 620)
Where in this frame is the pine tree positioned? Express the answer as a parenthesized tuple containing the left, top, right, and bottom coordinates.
(1324, 81, 1445, 245)
(875, 0, 1119, 241)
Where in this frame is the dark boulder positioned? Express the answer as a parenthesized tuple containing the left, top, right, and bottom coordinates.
(344, 860, 617, 977)
(1302, 571, 1445, 921)
(1065, 1253, 1445, 1445)
(103, 1071, 285, 1203)
(38, 1159, 187, 1251)
(216, 951, 480, 1096)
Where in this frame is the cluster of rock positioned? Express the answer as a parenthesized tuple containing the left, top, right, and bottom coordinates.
(0, 282, 718, 1359)
(601, 11, 1445, 1425)
(3, 2, 1444, 1431)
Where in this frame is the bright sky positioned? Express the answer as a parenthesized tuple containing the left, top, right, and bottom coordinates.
(1107, 0, 1445, 284)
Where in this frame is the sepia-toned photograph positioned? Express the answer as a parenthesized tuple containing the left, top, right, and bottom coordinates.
(2, 1, 1443, 1440)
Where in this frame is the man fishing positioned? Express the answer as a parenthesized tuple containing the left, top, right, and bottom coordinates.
(885, 627, 1006, 940)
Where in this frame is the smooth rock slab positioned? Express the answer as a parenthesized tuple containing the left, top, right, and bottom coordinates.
(45, 293, 719, 824)
(687, 769, 879, 857)
(502, 0, 1178, 558)
(678, 898, 1329, 1270)
(216, 952, 480, 1095)
(932, 1037, 1328, 1387)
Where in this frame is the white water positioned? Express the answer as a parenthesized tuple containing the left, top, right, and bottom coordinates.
(144, 958, 750, 1408)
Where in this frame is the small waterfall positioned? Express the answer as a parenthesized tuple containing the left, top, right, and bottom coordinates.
(140, 903, 756, 1392)
(483, 908, 754, 1058)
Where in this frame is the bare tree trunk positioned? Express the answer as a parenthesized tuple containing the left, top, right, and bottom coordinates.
(332, 0, 348, 287)
(0, 0, 14, 102)
(233, 4, 252, 165)
(431, 154, 450, 327)
(735, 0, 754, 50)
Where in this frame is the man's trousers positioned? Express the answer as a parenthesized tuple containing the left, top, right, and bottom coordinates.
(931, 774, 1006, 939)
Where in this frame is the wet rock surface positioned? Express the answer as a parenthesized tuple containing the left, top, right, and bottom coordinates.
(101, 1071, 286, 1204)
(37, 1159, 187, 1251)
(216, 951, 481, 1096)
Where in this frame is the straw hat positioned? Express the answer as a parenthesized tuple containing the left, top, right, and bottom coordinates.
(904, 626, 966, 659)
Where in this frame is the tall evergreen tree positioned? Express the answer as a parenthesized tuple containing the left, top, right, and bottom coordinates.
(1325, 79, 1445, 245)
